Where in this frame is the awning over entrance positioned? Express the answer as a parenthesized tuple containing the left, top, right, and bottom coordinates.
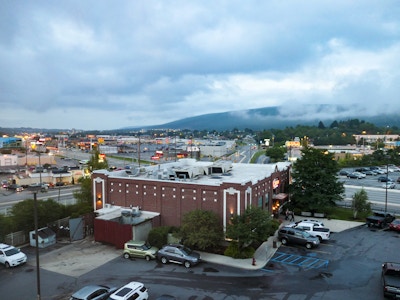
(273, 193, 288, 200)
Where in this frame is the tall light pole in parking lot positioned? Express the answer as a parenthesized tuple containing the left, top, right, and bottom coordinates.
(385, 161, 389, 213)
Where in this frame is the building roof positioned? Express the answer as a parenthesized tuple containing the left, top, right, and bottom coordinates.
(94, 158, 291, 186)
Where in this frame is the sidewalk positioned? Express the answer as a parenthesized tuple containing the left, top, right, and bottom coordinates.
(199, 217, 365, 270)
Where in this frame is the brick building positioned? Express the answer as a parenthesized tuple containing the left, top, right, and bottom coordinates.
(91, 159, 291, 247)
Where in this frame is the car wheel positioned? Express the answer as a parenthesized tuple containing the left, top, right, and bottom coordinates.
(161, 257, 168, 264)
(281, 238, 288, 245)
(123, 253, 130, 259)
(317, 236, 322, 242)
(184, 261, 191, 268)
(306, 243, 312, 249)
(5, 262, 10, 268)
(145, 255, 151, 261)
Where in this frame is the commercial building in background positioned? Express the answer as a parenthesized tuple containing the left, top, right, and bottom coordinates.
(91, 158, 291, 248)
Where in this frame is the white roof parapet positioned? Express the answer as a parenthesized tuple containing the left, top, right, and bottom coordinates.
(97, 159, 291, 185)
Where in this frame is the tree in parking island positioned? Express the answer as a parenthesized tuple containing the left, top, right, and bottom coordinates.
(290, 146, 345, 214)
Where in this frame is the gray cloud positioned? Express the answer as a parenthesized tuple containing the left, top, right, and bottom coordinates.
(0, 0, 399, 130)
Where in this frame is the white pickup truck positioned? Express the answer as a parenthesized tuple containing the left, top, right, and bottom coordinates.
(289, 221, 331, 241)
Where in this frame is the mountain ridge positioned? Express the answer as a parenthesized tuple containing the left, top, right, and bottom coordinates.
(123, 105, 400, 131)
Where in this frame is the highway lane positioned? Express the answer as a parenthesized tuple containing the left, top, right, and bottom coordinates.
(342, 184, 400, 213)
(0, 186, 80, 215)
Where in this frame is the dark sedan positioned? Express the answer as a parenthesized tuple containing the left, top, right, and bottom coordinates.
(378, 176, 394, 182)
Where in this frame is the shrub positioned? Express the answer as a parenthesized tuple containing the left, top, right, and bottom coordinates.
(224, 241, 255, 259)
(148, 226, 179, 248)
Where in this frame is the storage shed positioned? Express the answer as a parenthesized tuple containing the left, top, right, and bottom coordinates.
(29, 227, 56, 248)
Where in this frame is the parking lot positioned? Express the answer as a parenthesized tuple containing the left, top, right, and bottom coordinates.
(339, 167, 400, 189)
(262, 223, 400, 299)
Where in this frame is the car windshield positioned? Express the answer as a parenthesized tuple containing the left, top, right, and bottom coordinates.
(386, 269, 400, 277)
(142, 243, 151, 250)
(181, 246, 192, 255)
(5, 247, 19, 256)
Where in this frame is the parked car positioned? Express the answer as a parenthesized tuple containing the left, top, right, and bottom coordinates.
(382, 262, 400, 298)
(7, 184, 23, 192)
(277, 226, 320, 249)
(382, 182, 396, 189)
(1, 180, 8, 188)
(389, 219, 400, 232)
(362, 170, 377, 176)
(291, 223, 331, 241)
(373, 169, 386, 175)
(366, 211, 396, 228)
(339, 170, 350, 176)
(69, 284, 117, 300)
(0, 243, 27, 268)
(157, 244, 201, 268)
(56, 181, 65, 186)
(106, 281, 148, 300)
(397, 176, 400, 183)
(123, 240, 158, 261)
(347, 172, 365, 179)
(377, 176, 394, 182)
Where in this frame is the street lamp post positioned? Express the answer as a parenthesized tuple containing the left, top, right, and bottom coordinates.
(385, 162, 388, 213)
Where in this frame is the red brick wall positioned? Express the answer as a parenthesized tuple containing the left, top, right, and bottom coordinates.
(92, 166, 290, 228)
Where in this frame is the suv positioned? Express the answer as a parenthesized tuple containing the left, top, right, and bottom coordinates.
(157, 244, 201, 268)
(106, 281, 148, 300)
(292, 223, 331, 241)
(278, 227, 320, 249)
(123, 240, 158, 261)
(0, 243, 27, 268)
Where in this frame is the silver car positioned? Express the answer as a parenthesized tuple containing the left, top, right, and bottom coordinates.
(70, 285, 117, 300)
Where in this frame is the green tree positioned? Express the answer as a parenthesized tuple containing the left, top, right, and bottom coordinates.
(226, 206, 279, 255)
(352, 189, 371, 219)
(10, 199, 66, 234)
(180, 210, 223, 250)
(0, 214, 13, 242)
(290, 147, 344, 212)
(88, 150, 109, 170)
(265, 145, 286, 162)
(72, 177, 94, 215)
(73, 150, 110, 215)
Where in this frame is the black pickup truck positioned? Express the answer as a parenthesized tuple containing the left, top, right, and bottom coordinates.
(366, 211, 395, 228)
(382, 262, 400, 298)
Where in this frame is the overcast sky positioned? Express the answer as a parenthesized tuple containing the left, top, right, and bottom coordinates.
(1, 1, 399, 131)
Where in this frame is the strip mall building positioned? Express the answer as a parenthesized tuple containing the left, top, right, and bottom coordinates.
(91, 159, 291, 248)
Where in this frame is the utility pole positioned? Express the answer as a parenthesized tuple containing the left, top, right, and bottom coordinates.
(33, 191, 41, 300)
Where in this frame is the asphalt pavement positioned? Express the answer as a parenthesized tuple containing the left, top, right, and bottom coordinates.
(26, 216, 365, 277)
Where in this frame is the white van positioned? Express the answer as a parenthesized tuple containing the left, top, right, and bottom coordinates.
(0, 243, 27, 268)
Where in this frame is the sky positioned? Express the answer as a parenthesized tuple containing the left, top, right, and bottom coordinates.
(1, 1, 400, 131)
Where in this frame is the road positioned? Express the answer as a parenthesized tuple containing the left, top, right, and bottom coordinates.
(338, 171, 400, 213)
(0, 186, 80, 215)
